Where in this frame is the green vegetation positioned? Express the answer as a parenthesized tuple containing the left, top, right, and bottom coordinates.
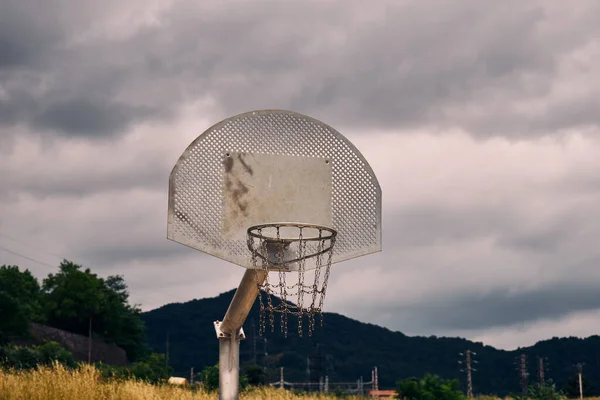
(0, 261, 148, 362)
(43, 261, 149, 361)
(199, 364, 249, 392)
(508, 380, 566, 400)
(0, 266, 45, 344)
(3, 261, 600, 398)
(0, 341, 75, 370)
(94, 353, 172, 384)
(396, 374, 465, 400)
(0, 261, 175, 386)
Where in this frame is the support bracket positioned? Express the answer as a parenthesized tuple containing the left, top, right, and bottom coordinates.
(214, 321, 246, 340)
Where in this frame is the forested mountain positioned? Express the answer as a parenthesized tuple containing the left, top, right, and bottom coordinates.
(142, 289, 600, 397)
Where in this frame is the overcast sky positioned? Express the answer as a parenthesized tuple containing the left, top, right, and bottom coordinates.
(2, 0, 600, 351)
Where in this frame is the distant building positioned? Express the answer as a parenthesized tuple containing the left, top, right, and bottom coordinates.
(368, 389, 397, 398)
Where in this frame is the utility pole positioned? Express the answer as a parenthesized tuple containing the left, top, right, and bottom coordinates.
(190, 367, 194, 384)
(165, 331, 170, 367)
(459, 350, 477, 397)
(466, 350, 473, 398)
(537, 356, 546, 386)
(519, 354, 528, 396)
(576, 363, 585, 399)
(88, 310, 93, 363)
(374, 366, 379, 398)
(359, 375, 364, 396)
(280, 367, 284, 389)
(372, 369, 375, 391)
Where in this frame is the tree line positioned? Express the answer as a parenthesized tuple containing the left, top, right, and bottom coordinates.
(0, 260, 148, 363)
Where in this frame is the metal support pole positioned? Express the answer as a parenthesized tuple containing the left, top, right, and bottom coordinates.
(215, 269, 268, 400)
(220, 269, 267, 335)
(218, 333, 240, 400)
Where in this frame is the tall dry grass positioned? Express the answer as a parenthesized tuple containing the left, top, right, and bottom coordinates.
(0, 363, 362, 400)
(2, 365, 600, 400)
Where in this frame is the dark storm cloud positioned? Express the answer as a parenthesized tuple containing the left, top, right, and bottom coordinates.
(33, 99, 157, 136)
(2, 0, 600, 138)
(385, 277, 600, 332)
(78, 240, 199, 268)
(0, 1, 64, 68)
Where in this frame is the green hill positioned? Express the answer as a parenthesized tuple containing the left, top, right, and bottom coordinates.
(142, 289, 600, 396)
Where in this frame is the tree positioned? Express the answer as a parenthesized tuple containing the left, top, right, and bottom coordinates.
(0, 341, 75, 370)
(563, 373, 596, 398)
(527, 381, 566, 400)
(201, 364, 248, 392)
(94, 275, 149, 361)
(42, 260, 148, 361)
(243, 364, 267, 386)
(42, 260, 104, 335)
(0, 265, 45, 343)
(0, 265, 44, 322)
(0, 291, 29, 344)
(396, 374, 466, 400)
(201, 364, 220, 392)
(128, 353, 172, 383)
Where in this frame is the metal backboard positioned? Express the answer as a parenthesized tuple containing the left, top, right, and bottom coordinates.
(168, 110, 381, 269)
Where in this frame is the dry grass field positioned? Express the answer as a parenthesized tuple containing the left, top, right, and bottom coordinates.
(1, 364, 599, 400)
(0, 364, 360, 400)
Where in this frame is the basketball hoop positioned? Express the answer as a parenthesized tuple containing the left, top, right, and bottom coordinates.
(247, 223, 337, 337)
(167, 110, 382, 400)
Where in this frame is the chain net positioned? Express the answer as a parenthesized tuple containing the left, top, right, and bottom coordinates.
(247, 223, 336, 338)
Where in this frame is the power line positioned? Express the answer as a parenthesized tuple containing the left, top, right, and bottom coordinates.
(0, 233, 67, 262)
(0, 245, 56, 269)
(0, 243, 191, 307)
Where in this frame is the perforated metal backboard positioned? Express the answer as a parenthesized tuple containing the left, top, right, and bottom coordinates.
(167, 110, 381, 269)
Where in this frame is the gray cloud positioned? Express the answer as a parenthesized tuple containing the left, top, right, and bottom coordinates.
(33, 99, 156, 137)
(2, 1, 600, 138)
(3, 0, 600, 350)
(386, 204, 520, 248)
(382, 278, 600, 333)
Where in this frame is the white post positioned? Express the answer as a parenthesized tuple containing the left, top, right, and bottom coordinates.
(215, 269, 267, 400)
(577, 363, 584, 399)
(218, 333, 240, 400)
(374, 366, 379, 399)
